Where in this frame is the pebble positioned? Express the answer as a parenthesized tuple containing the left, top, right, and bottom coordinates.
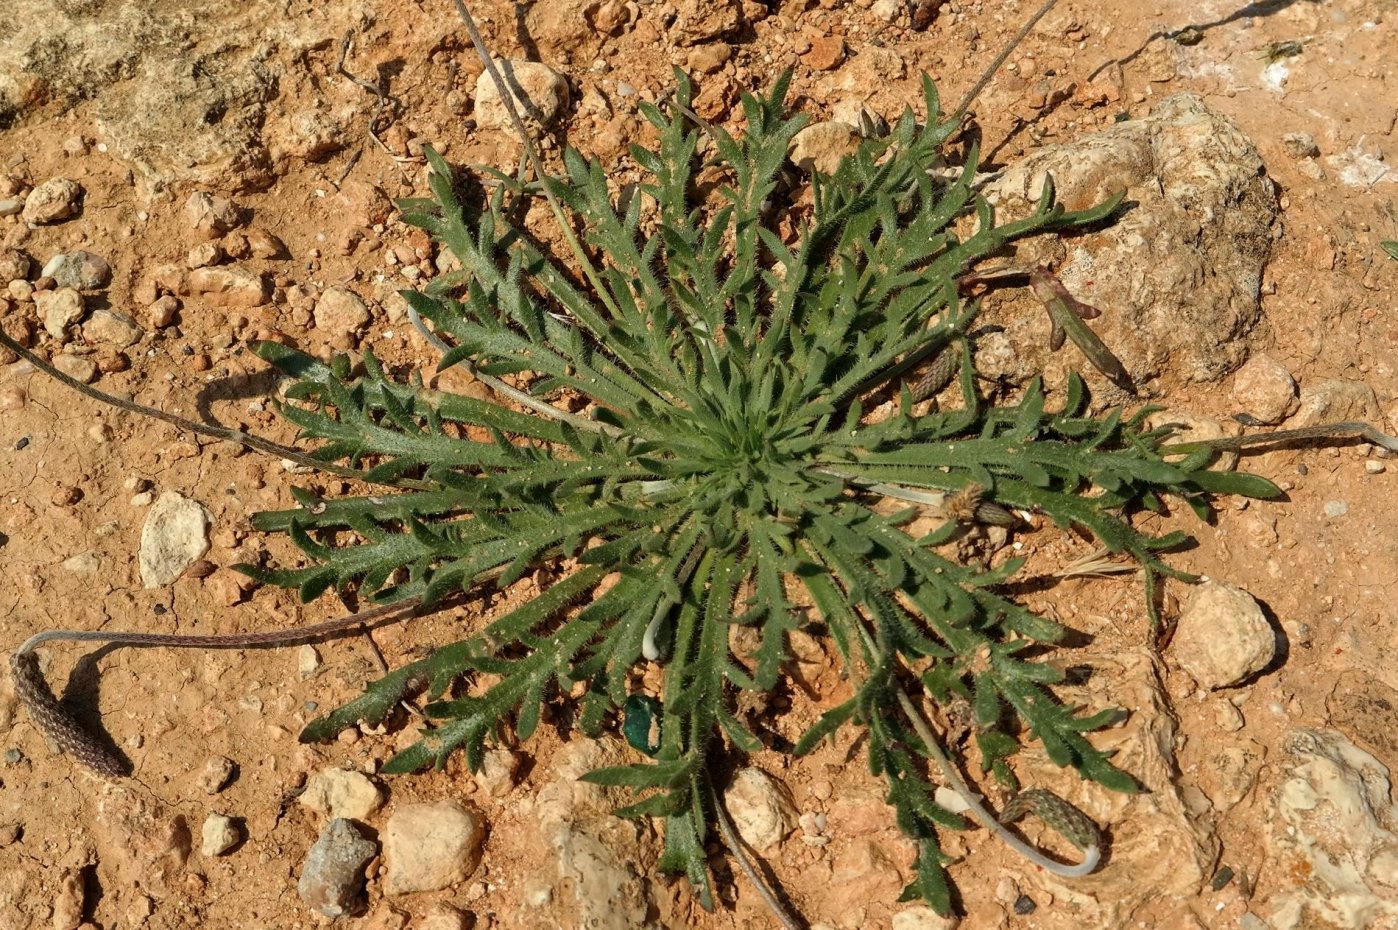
(185, 191, 240, 239)
(147, 295, 180, 329)
(1323, 500, 1348, 518)
(0, 247, 32, 281)
(313, 286, 371, 335)
(0, 198, 21, 217)
(473, 747, 520, 798)
(1365, 460, 1386, 475)
(1229, 353, 1297, 425)
(1170, 581, 1276, 689)
(53, 868, 85, 930)
(186, 267, 270, 307)
(246, 227, 287, 259)
(83, 309, 143, 348)
(62, 551, 101, 574)
(187, 242, 224, 269)
(419, 905, 472, 930)
(687, 42, 733, 75)
(724, 767, 797, 852)
(298, 767, 385, 821)
(198, 755, 237, 794)
(51, 354, 98, 384)
(803, 35, 847, 71)
(1282, 132, 1319, 159)
(298, 818, 378, 918)
(1013, 894, 1037, 915)
(22, 177, 83, 224)
(382, 801, 486, 896)
(589, 0, 631, 35)
(35, 287, 86, 339)
(473, 61, 570, 130)
(7, 279, 32, 300)
(891, 904, 960, 930)
(871, 0, 905, 21)
(789, 121, 861, 176)
(298, 644, 321, 679)
(1294, 378, 1380, 427)
(201, 814, 239, 856)
(138, 491, 212, 588)
(50, 250, 112, 290)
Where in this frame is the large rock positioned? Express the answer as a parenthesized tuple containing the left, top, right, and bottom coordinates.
(982, 94, 1277, 391)
(1258, 730, 1398, 930)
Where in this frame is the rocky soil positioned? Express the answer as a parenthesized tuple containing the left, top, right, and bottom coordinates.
(1, 1, 1396, 929)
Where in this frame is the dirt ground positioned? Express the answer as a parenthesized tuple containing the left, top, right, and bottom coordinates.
(1, 1, 1396, 928)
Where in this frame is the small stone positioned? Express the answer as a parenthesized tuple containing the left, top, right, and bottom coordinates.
(473, 747, 520, 798)
(53, 868, 85, 930)
(892, 904, 959, 929)
(246, 228, 287, 259)
(1282, 132, 1319, 159)
(298, 768, 385, 821)
(1230, 354, 1297, 425)
(35, 287, 85, 339)
(724, 767, 797, 852)
(198, 756, 236, 794)
(688, 42, 733, 75)
(382, 801, 487, 896)
(1170, 581, 1276, 689)
(83, 309, 143, 348)
(51, 354, 97, 384)
(51, 251, 111, 290)
(789, 121, 861, 176)
(148, 295, 180, 329)
(201, 814, 239, 857)
(313, 286, 371, 335)
(1323, 500, 1348, 518)
(185, 192, 240, 239)
(871, 0, 905, 22)
(187, 267, 269, 307)
(298, 644, 321, 679)
(139, 491, 212, 588)
(1013, 894, 1037, 915)
(0, 386, 24, 410)
(473, 61, 570, 130)
(803, 35, 846, 71)
(298, 818, 378, 918)
(62, 551, 101, 574)
(0, 247, 32, 281)
(419, 905, 471, 930)
(1294, 378, 1380, 427)
(187, 242, 224, 269)
(588, 0, 632, 35)
(1365, 460, 1386, 475)
(22, 178, 83, 224)
(0, 198, 21, 217)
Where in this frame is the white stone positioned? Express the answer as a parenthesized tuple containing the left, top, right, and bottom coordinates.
(1170, 582, 1275, 689)
(1230, 353, 1297, 425)
(1294, 378, 1380, 427)
(201, 814, 238, 856)
(382, 801, 486, 895)
(138, 491, 212, 588)
(724, 767, 797, 852)
(789, 121, 861, 176)
(35, 287, 85, 339)
(312, 286, 371, 334)
(298, 767, 384, 821)
(22, 177, 82, 224)
(892, 905, 960, 930)
(1263, 730, 1398, 929)
(473, 60, 569, 130)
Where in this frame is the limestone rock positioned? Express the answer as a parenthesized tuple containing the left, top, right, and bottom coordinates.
(35, 287, 85, 340)
(724, 767, 798, 852)
(22, 178, 82, 224)
(1170, 582, 1275, 689)
(382, 801, 486, 896)
(187, 267, 269, 307)
(1230, 353, 1297, 425)
(138, 491, 212, 588)
(473, 61, 569, 131)
(982, 94, 1277, 389)
(1260, 730, 1398, 930)
(298, 768, 385, 822)
(312, 286, 371, 335)
(790, 121, 861, 176)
